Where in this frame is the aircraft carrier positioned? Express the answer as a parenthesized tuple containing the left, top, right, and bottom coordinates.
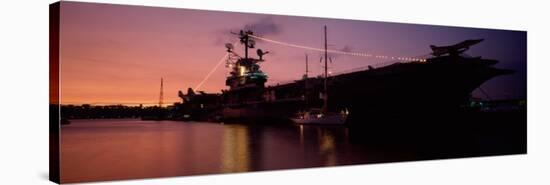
(176, 29, 513, 124)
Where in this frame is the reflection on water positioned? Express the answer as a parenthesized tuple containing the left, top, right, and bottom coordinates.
(318, 128, 337, 166)
(221, 125, 249, 173)
(60, 119, 377, 183)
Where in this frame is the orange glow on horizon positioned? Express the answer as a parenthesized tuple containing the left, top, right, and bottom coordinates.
(57, 2, 527, 104)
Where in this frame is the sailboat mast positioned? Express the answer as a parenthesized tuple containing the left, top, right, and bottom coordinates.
(306, 53, 309, 78)
(244, 32, 249, 59)
(305, 53, 309, 108)
(323, 25, 328, 113)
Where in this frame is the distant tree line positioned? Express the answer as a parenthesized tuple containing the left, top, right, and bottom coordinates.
(60, 104, 168, 119)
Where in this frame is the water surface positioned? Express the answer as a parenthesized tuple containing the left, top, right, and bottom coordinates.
(60, 117, 524, 183)
(61, 119, 405, 182)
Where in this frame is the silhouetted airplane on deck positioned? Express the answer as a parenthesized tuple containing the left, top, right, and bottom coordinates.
(430, 39, 484, 57)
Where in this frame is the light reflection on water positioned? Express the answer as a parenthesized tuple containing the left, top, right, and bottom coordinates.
(221, 125, 250, 173)
(60, 119, 374, 183)
(318, 128, 337, 166)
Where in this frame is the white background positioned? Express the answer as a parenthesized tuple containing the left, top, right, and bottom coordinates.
(0, 0, 548, 184)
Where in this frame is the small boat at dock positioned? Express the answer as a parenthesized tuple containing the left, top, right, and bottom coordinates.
(291, 108, 347, 125)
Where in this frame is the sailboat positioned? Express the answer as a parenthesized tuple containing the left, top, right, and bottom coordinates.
(292, 26, 348, 125)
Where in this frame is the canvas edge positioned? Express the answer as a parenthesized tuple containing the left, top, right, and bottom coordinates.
(49, 1, 61, 184)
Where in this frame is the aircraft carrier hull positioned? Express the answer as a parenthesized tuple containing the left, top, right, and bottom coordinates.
(221, 56, 513, 124)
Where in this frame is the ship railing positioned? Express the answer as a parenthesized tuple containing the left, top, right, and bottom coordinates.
(266, 57, 429, 86)
(266, 79, 301, 87)
(331, 60, 402, 76)
(224, 98, 303, 107)
(266, 61, 400, 86)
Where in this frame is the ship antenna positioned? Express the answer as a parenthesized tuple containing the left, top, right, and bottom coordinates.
(239, 30, 254, 59)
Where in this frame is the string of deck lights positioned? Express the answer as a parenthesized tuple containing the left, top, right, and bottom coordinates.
(194, 52, 229, 90)
(248, 34, 427, 62)
(194, 41, 240, 90)
(195, 35, 429, 91)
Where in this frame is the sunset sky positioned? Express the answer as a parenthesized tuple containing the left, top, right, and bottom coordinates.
(59, 1, 526, 106)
